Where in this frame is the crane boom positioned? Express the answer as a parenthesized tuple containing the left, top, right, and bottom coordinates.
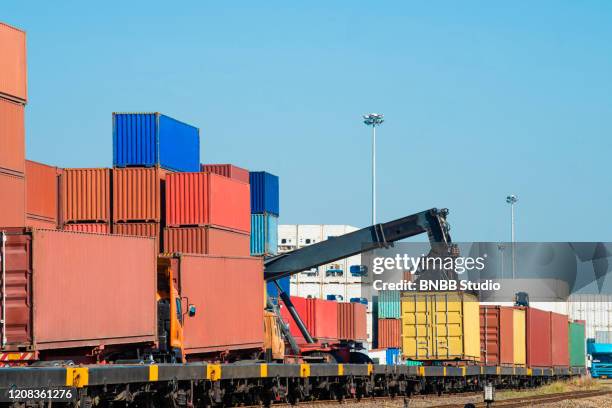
(264, 208, 454, 349)
(264, 208, 452, 281)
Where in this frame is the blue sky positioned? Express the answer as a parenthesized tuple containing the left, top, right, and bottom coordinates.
(4, 1, 612, 241)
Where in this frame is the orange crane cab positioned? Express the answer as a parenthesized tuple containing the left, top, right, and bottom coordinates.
(157, 258, 196, 363)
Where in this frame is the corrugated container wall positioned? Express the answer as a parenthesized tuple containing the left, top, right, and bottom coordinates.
(480, 305, 514, 366)
(25, 160, 60, 224)
(175, 255, 264, 355)
(525, 307, 552, 368)
(0, 229, 156, 352)
(377, 319, 401, 349)
(280, 297, 338, 343)
(163, 226, 250, 257)
(250, 213, 278, 256)
(569, 321, 586, 367)
(401, 292, 480, 361)
(551, 312, 569, 367)
(166, 172, 250, 232)
(375, 291, 401, 319)
(337, 302, 367, 341)
(202, 164, 249, 184)
(0, 171, 25, 227)
(113, 167, 167, 222)
(63, 223, 110, 234)
(0, 23, 27, 102)
(113, 113, 199, 172)
(61, 168, 111, 223)
(0, 97, 25, 174)
(249, 171, 279, 215)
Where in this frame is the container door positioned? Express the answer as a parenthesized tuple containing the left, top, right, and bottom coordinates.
(512, 308, 526, 366)
(1, 232, 32, 348)
(401, 294, 432, 359)
(432, 293, 463, 360)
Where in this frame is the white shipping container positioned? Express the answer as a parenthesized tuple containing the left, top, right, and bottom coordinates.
(568, 294, 612, 339)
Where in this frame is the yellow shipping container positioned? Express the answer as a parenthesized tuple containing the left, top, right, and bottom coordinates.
(401, 292, 480, 361)
(512, 308, 526, 366)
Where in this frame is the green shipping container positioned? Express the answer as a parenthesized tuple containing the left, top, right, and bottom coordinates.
(568, 321, 586, 367)
(375, 291, 401, 319)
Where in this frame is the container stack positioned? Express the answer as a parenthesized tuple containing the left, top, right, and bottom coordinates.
(373, 291, 402, 351)
(249, 171, 284, 299)
(0, 23, 27, 227)
(111, 112, 200, 248)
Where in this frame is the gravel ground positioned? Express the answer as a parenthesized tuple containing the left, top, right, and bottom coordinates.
(297, 393, 612, 407)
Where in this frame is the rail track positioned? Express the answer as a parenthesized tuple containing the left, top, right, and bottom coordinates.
(242, 389, 609, 408)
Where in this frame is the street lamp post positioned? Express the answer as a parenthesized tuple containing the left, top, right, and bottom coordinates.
(506, 194, 518, 279)
(363, 113, 384, 225)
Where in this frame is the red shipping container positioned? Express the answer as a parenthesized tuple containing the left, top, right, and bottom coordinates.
(167, 254, 264, 355)
(63, 223, 110, 234)
(25, 160, 60, 223)
(524, 307, 552, 368)
(377, 318, 401, 349)
(113, 167, 168, 222)
(166, 172, 250, 232)
(0, 170, 25, 227)
(25, 216, 56, 229)
(163, 226, 250, 257)
(113, 222, 160, 253)
(0, 22, 27, 102)
(0, 97, 25, 174)
(201, 164, 249, 184)
(480, 305, 514, 366)
(280, 297, 338, 343)
(337, 302, 367, 341)
(0, 229, 156, 353)
(551, 312, 569, 367)
(61, 168, 111, 223)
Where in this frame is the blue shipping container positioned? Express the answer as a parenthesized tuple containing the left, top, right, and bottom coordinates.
(266, 276, 290, 303)
(249, 171, 279, 216)
(113, 112, 200, 172)
(386, 348, 401, 365)
(250, 213, 278, 256)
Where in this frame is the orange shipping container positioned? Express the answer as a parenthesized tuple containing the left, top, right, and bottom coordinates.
(25, 160, 60, 222)
(167, 254, 264, 356)
(25, 216, 56, 229)
(377, 318, 401, 349)
(63, 223, 110, 234)
(337, 302, 368, 341)
(113, 167, 168, 222)
(61, 168, 111, 223)
(280, 297, 339, 344)
(166, 172, 250, 232)
(201, 164, 249, 184)
(0, 97, 25, 174)
(163, 226, 250, 257)
(0, 22, 27, 102)
(113, 222, 160, 253)
(0, 170, 25, 227)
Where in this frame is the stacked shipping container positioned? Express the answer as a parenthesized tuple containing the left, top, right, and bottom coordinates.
(25, 160, 61, 229)
(60, 168, 111, 231)
(164, 172, 251, 256)
(0, 23, 27, 227)
(248, 171, 283, 298)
